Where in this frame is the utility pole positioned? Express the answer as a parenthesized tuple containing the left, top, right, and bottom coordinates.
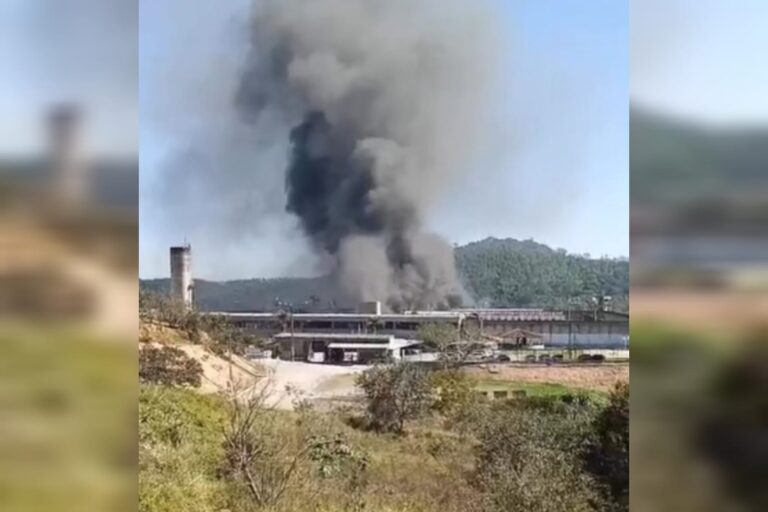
(290, 304, 295, 361)
(566, 297, 574, 360)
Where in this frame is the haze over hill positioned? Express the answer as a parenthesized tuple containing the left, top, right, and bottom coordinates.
(141, 237, 628, 312)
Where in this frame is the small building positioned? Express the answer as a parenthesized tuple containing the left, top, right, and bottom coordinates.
(495, 328, 544, 348)
(272, 332, 419, 364)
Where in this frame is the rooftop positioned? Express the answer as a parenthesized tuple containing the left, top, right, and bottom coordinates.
(216, 309, 627, 323)
(273, 332, 395, 341)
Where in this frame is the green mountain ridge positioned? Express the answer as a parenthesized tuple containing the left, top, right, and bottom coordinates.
(141, 237, 628, 312)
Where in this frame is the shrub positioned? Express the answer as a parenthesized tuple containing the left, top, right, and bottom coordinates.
(139, 346, 203, 387)
(309, 433, 369, 512)
(220, 381, 323, 510)
(356, 363, 433, 434)
(585, 381, 629, 511)
(474, 399, 603, 512)
(139, 386, 228, 512)
(430, 369, 476, 419)
(220, 385, 370, 511)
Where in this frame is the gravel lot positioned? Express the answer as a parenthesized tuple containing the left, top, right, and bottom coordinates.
(256, 359, 366, 409)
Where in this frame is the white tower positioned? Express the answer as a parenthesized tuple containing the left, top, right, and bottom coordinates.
(169, 245, 193, 309)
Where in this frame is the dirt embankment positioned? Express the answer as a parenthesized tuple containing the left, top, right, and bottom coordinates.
(139, 321, 365, 408)
(140, 322, 264, 395)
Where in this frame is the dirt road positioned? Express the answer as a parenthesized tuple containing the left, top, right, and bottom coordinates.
(257, 359, 366, 409)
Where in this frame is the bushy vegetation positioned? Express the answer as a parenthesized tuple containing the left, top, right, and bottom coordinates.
(139, 289, 263, 355)
(139, 346, 203, 387)
(221, 389, 320, 510)
(473, 398, 604, 512)
(696, 328, 768, 511)
(139, 386, 228, 512)
(585, 382, 629, 511)
(140, 237, 628, 311)
(355, 363, 433, 433)
(629, 323, 768, 511)
(3, 328, 136, 512)
(140, 384, 479, 512)
(139, 344, 629, 512)
(140, 377, 629, 512)
(430, 369, 477, 420)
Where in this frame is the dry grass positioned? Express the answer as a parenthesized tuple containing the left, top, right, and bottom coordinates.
(139, 385, 481, 512)
(463, 363, 629, 393)
(632, 287, 768, 335)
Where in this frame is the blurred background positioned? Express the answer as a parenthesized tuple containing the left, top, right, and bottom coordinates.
(0, 1, 137, 511)
(631, 0, 768, 510)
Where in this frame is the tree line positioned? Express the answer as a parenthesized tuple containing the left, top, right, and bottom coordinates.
(140, 237, 629, 312)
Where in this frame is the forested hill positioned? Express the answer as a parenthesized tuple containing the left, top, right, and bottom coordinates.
(455, 238, 628, 311)
(141, 237, 628, 312)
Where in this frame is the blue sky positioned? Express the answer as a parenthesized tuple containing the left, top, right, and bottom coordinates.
(429, 0, 628, 256)
(632, 0, 768, 125)
(139, 0, 629, 279)
(0, 0, 137, 157)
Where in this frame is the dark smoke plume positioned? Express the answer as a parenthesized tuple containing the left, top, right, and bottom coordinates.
(236, 0, 502, 310)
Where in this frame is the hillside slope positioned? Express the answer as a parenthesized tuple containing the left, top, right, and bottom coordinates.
(141, 237, 628, 311)
(455, 238, 627, 309)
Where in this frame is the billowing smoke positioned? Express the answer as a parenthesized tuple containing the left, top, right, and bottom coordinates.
(236, 0, 502, 310)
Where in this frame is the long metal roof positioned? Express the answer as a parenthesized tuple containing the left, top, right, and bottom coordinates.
(326, 343, 392, 350)
(215, 309, 626, 323)
(218, 312, 464, 322)
(273, 332, 394, 341)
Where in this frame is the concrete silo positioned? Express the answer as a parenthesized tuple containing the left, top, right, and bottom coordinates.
(48, 105, 88, 204)
(169, 245, 193, 309)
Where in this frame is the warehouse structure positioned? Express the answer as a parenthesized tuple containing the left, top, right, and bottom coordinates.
(219, 303, 629, 355)
(272, 332, 419, 363)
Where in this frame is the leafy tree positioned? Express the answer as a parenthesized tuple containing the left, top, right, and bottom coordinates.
(309, 433, 369, 512)
(356, 363, 433, 434)
(418, 323, 464, 367)
(430, 369, 476, 420)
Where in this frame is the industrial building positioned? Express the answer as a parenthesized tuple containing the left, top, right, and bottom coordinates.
(219, 302, 629, 363)
(272, 332, 419, 363)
